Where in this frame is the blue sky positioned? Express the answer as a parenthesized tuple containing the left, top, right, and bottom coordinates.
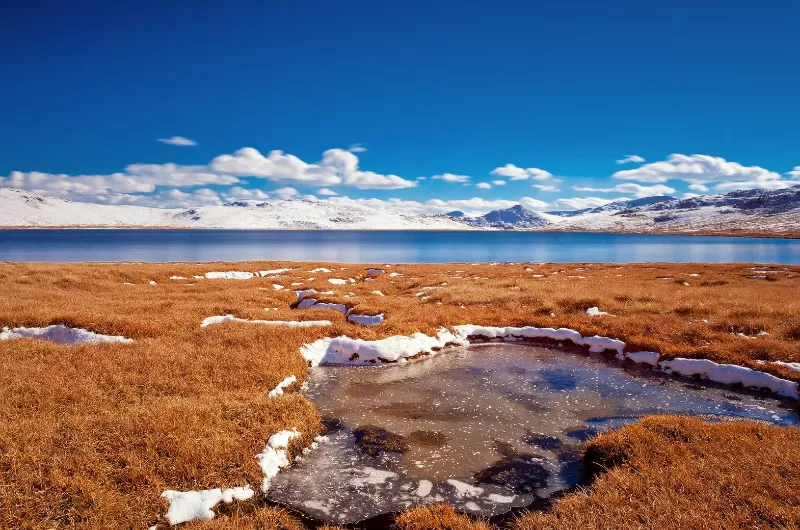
(1, 1, 798, 214)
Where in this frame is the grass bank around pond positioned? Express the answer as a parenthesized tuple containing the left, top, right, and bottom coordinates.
(0, 261, 798, 529)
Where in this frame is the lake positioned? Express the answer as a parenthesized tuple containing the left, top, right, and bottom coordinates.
(0, 229, 797, 263)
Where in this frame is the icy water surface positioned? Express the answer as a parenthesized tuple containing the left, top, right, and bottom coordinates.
(1, 229, 798, 263)
(268, 344, 798, 524)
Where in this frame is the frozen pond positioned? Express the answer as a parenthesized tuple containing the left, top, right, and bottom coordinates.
(268, 343, 798, 524)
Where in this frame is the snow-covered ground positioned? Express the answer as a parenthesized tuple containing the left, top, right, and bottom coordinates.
(0, 188, 468, 230)
(2, 186, 798, 233)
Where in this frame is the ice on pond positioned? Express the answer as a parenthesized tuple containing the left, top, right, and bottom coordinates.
(267, 343, 797, 524)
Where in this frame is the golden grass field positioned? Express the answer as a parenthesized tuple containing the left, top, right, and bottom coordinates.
(0, 261, 798, 529)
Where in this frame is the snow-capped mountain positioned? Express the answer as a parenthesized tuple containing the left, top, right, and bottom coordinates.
(548, 185, 800, 234)
(463, 205, 552, 228)
(0, 185, 798, 234)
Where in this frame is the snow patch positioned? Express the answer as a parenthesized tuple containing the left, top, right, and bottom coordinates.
(257, 429, 301, 491)
(200, 315, 331, 328)
(259, 268, 292, 277)
(205, 271, 255, 280)
(268, 375, 297, 398)
(586, 307, 613, 317)
(618, 351, 660, 366)
(347, 313, 385, 326)
(310, 268, 332, 273)
(454, 325, 625, 354)
(161, 486, 254, 525)
(415, 480, 433, 497)
(301, 329, 464, 366)
(366, 268, 385, 275)
(660, 358, 799, 398)
(0, 325, 133, 345)
(328, 278, 347, 285)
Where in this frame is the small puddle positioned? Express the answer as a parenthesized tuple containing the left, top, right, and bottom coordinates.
(268, 343, 798, 525)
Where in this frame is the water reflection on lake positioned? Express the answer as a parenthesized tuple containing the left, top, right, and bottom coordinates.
(0, 229, 797, 263)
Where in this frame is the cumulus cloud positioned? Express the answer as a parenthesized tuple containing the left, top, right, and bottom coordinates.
(476, 182, 492, 189)
(432, 173, 471, 183)
(615, 154, 645, 165)
(490, 164, 553, 181)
(551, 197, 618, 210)
(317, 188, 338, 196)
(688, 183, 710, 192)
(274, 186, 299, 198)
(491, 180, 506, 186)
(157, 136, 197, 146)
(789, 167, 800, 179)
(613, 154, 782, 191)
(210, 147, 416, 189)
(533, 184, 560, 192)
(572, 183, 676, 198)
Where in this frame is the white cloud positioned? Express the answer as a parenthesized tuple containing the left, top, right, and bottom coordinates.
(682, 193, 701, 199)
(612, 154, 782, 188)
(491, 180, 506, 186)
(533, 184, 560, 192)
(274, 186, 299, 198)
(222, 186, 269, 202)
(615, 154, 645, 165)
(317, 188, 338, 196)
(490, 164, 553, 181)
(432, 173, 471, 183)
(572, 183, 675, 198)
(688, 183, 710, 192)
(551, 197, 619, 210)
(157, 136, 197, 146)
(1, 167, 238, 198)
(347, 143, 367, 153)
(210, 147, 416, 189)
(789, 167, 800, 179)
(476, 182, 492, 189)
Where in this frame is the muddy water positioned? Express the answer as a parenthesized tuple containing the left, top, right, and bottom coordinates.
(267, 344, 798, 524)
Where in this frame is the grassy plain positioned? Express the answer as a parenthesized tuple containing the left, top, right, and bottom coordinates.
(0, 261, 798, 529)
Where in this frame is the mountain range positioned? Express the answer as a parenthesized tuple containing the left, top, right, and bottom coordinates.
(1, 185, 798, 235)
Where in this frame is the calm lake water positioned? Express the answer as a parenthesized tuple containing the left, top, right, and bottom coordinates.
(0, 229, 798, 263)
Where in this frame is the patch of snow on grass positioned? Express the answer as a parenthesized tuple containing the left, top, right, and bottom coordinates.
(366, 268, 385, 275)
(0, 325, 133, 345)
(200, 315, 331, 328)
(328, 278, 347, 285)
(161, 486, 254, 525)
(301, 329, 464, 366)
(149, 280, 157, 285)
(371, 290, 385, 296)
(310, 268, 332, 273)
(454, 325, 625, 354)
(259, 268, 292, 277)
(586, 307, 613, 317)
(618, 351, 660, 366)
(257, 429, 301, 491)
(205, 271, 255, 280)
(347, 313, 385, 326)
(268, 375, 297, 398)
(273, 284, 284, 290)
(170, 275, 187, 280)
(660, 358, 799, 398)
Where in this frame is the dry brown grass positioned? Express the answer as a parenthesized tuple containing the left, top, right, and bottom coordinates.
(0, 261, 798, 529)
(395, 504, 492, 530)
(512, 416, 800, 530)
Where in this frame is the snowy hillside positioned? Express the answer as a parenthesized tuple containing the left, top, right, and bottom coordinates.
(0, 188, 469, 230)
(0, 186, 798, 234)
